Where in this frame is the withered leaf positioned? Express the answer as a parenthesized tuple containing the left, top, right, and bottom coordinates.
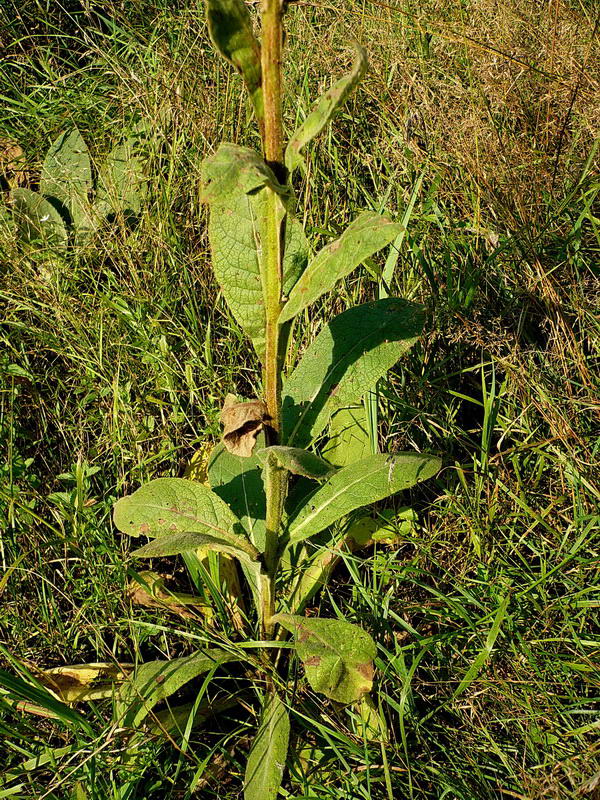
(1, 140, 26, 187)
(127, 570, 210, 619)
(220, 393, 270, 457)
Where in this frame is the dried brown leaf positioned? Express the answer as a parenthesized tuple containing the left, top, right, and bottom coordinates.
(220, 394, 270, 457)
(0, 140, 27, 187)
(127, 571, 210, 619)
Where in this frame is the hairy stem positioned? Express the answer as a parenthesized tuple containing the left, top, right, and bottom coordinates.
(260, 0, 286, 641)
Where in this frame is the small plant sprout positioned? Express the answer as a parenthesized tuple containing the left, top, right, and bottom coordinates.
(38, 1, 440, 796)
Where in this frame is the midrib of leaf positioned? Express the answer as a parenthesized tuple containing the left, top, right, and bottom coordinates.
(285, 327, 394, 446)
(287, 464, 384, 543)
(138, 501, 243, 545)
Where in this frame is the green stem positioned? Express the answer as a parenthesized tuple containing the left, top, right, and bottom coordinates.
(260, 0, 286, 641)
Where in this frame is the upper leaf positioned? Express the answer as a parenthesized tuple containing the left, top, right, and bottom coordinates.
(206, 0, 264, 124)
(285, 44, 367, 175)
(256, 446, 337, 482)
(244, 691, 290, 800)
(40, 129, 92, 232)
(201, 144, 309, 359)
(11, 188, 68, 248)
(282, 299, 424, 448)
(116, 650, 239, 729)
(285, 452, 441, 546)
(279, 212, 402, 323)
(271, 614, 376, 704)
(113, 477, 259, 560)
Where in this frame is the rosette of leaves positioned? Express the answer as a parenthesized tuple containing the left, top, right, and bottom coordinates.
(5, 128, 146, 249)
(23, 2, 440, 797)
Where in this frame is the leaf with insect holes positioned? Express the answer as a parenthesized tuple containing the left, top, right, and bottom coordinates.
(40, 129, 93, 234)
(256, 446, 337, 482)
(113, 477, 259, 561)
(244, 690, 290, 800)
(285, 452, 440, 547)
(116, 651, 239, 729)
(285, 43, 367, 175)
(207, 0, 264, 124)
(11, 188, 68, 248)
(282, 299, 424, 448)
(201, 144, 309, 359)
(271, 614, 376, 704)
(280, 212, 403, 323)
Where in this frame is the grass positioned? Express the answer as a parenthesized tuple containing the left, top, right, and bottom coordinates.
(1, 0, 599, 797)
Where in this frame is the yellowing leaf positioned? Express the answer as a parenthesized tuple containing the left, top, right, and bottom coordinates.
(272, 614, 376, 704)
(36, 663, 133, 703)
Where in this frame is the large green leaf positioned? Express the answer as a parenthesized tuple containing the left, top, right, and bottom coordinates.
(113, 477, 259, 560)
(95, 137, 146, 216)
(207, 0, 264, 124)
(244, 691, 290, 800)
(116, 651, 238, 729)
(279, 212, 402, 323)
(285, 452, 441, 546)
(256, 446, 337, 482)
(208, 440, 267, 551)
(321, 403, 371, 467)
(271, 614, 376, 704)
(201, 144, 309, 359)
(40, 129, 92, 233)
(282, 299, 424, 448)
(285, 44, 367, 175)
(11, 188, 68, 248)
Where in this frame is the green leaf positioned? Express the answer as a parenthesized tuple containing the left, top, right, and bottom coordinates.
(256, 446, 337, 482)
(40, 129, 92, 233)
(282, 299, 424, 448)
(11, 188, 68, 248)
(113, 477, 259, 560)
(201, 144, 309, 359)
(280, 212, 402, 323)
(244, 691, 290, 800)
(131, 529, 258, 562)
(285, 44, 367, 175)
(321, 404, 371, 467)
(208, 440, 267, 551)
(207, 0, 264, 124)
(286, 452, 441, 546)
(95, 137, 146, 215)
(271, 614, 376, 704)
(116, 651, 238, 729)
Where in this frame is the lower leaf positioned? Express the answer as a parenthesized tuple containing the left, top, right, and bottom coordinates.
(244, 690, 290, 800)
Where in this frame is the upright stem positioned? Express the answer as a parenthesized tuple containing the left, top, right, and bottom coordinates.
(260, 0, 286, 640)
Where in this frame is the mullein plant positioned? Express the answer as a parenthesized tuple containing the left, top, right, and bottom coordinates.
(33, 1, 440, 795)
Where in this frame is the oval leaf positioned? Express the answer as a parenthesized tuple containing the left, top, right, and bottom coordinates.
(113, 477, 258, 560)
(282, 299, 425, 448)
(117, 651, 239, 729)
(286, 452, 441, 546)
(271, 614, 376, 704)
(11, 188, 67, 248)
(201, 144, 308, 359)
(244, 691, 290, 800)
(207, 0, 264, 124)
(285, 44, 367, 175)
(280, 212, 403, 323)
(40, 128, 92, 232)
(256, 446, 337, 482)
(95, 137, 146, 215)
